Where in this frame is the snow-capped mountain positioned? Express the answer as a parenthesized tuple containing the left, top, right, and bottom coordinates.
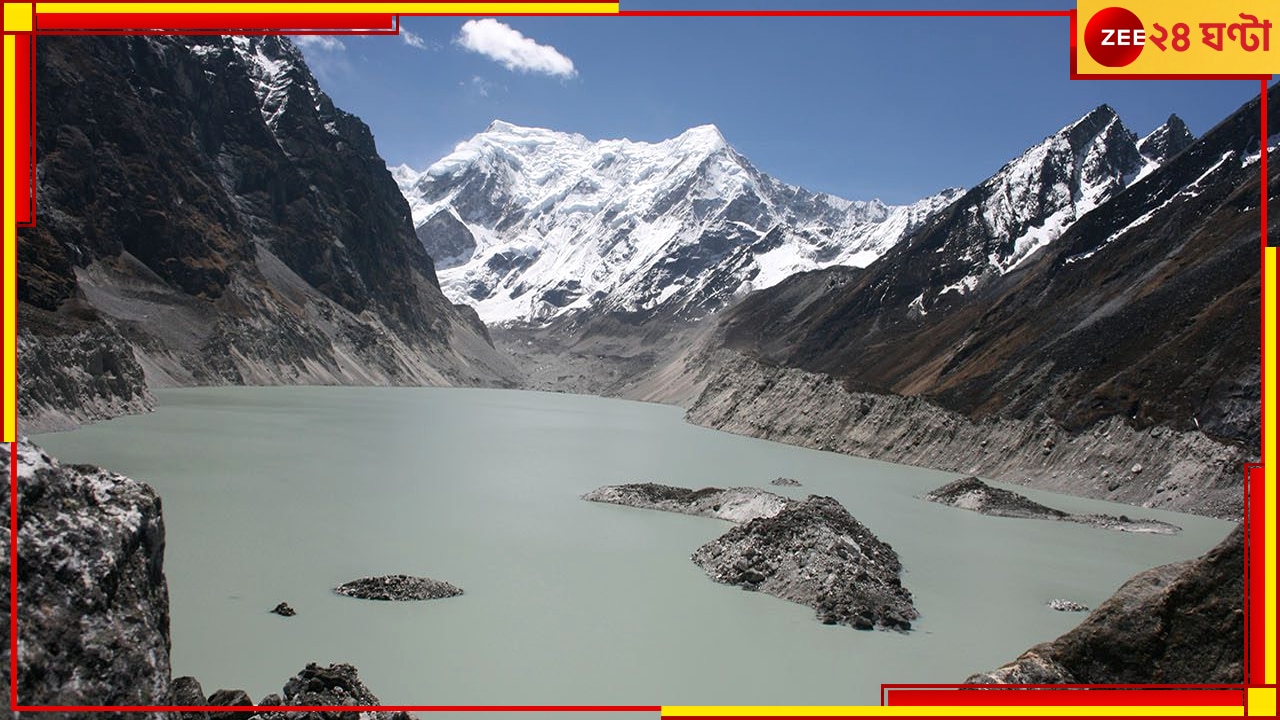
(897, 105, 1183, 314)
(394, 121, 963, 326)
(705, 84, 1275, 517)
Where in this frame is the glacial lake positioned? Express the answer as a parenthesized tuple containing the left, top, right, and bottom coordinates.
(33, 387, 1234, 707)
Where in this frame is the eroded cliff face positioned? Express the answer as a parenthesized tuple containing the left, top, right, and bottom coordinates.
(17, 35, 518, 433)
(966, 524, 1244, 684)
(685, 351, 1248, 519)
(1, 440, 171, 715)
(17, 308, 154, 432)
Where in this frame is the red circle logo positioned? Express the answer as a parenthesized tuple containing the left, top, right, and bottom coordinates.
(1084, 7, 1145, 67)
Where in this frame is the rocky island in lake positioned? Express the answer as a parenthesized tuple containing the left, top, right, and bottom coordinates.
(693, 495, 917, 631)
(923, 476, 1182, 534)
(335, 575, 464, 601)
(585, 483, 917, 631)
(582, 482, 789, 523)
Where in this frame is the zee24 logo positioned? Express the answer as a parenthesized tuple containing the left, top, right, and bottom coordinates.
(1084, 6, 1272, 67)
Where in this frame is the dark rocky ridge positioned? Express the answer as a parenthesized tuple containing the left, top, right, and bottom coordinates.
(335, 575, 463, 602)
(713, 90, 1272, 444)
(692, 495, 917, 631)
(18, 35, 518, 432)
(923, 476, 1181, 533)
(966, 524, 1244, 684)
(418, 209, 478, 270)
(1138, 114, 1196, 164)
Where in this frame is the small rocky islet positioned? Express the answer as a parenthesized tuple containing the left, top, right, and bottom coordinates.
(334, 574, 463, 602)
(581, 482, 789, 522)
(270, 602, 296, 617)
(584, 483, 917, 631)
(923, 476, 1181, 534)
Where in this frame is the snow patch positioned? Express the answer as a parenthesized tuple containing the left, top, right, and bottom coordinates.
(1242, 133, 1279, 166)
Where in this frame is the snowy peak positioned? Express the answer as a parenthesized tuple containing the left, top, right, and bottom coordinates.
(895, 104, 1173, 315)
(485, 118, 520, 133)
(389, 163, 421, 191)
(674, 123, 729, 152)
(1068, 103, 1119, 131)
(968, 105, 1145, 273)
(1139, 114, 1196, 164)
(396, 121, 962, 326)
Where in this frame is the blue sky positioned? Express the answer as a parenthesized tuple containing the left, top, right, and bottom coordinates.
(293, 1, 1273, 204)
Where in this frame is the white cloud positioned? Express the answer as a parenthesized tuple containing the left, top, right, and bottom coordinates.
(293, 35, 346, 52)
(456, 19, 576, 78)
(402, 29, 430, 50)
(463, 75, 495, 97)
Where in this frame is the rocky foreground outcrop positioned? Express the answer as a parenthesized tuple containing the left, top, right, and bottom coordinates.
(583, 483, 789, 523)
(1, 440, 409, 717)
(924, 476, 1181, 534)
(335, 575, 462, 602)
(1, 439, 172, 710)
(585, 484, 917, 631)
(693, 495, 917, 631)
(173, 663, 410, 720)
(966, 524, 1243, 684)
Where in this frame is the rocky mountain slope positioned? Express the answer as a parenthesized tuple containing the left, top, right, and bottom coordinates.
(676, 84, 1276, 517)
(18, 35, 518, 432)
(393, 121, 964, 327)
(966, 523, 1243, 684)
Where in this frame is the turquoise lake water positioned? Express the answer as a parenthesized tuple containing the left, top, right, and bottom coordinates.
(32, 386, 1234, 708)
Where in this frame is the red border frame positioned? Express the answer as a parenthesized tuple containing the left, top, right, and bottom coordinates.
(3, 4, 1272, 716)
(882, 687, 1246, 706)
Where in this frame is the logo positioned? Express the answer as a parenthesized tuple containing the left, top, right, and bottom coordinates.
(1084, 7, 1146, 67)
